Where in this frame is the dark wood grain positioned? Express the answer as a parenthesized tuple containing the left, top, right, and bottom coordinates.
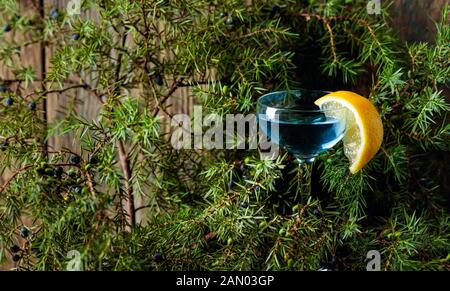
(0, 0, 42, 183)
(390, 0, 448, 42)
(0, 0, 448, 270)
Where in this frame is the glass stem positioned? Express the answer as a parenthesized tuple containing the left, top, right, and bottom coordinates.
(296, 158, 314, 197)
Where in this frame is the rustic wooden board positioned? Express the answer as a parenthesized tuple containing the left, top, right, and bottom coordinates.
(390, 0, 448, 42)
(0, 0, 43, 271)
(0, 0, 43, 184)
(0, 0, 447, 244)
(41, 0, 448, 154)
(0, 0, 447, 271)
(45, 0, 102, 154)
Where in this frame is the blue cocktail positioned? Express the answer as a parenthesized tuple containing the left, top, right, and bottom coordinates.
(257, 90, 347, 195)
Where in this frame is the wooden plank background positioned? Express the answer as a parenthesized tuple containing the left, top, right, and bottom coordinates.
(31, 0, 450, 151)
(0, 0, 447, 204)
(0, 0, 447, 216)
(0, 0, 43, 184)
(45, 0, 101, 154)
(390, 0, 448, 43)
(0, 0, 447, 270)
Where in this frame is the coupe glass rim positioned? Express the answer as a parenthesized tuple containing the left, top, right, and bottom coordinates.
(257, 89, 345, 113)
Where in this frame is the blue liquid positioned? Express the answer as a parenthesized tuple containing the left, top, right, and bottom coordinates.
(259, 114, 344, 160)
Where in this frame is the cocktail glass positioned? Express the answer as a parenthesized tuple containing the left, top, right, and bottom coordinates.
(257, 89, 347, 196)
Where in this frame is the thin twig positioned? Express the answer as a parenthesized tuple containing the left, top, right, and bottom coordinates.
(0, 164, 35, 194)
(324, 20, 337, 61)
(82, 169, 97, 197)
(237, 28, 283, 39)
(113, 31, 137, 228)
(135, 204, 152, 212)
(0, 162, 96, 197)
(152, 77, 185, 117)
(22, 84, 88, 100)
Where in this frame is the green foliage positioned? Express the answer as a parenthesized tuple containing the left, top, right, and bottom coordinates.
(0, 0, 449, 271)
